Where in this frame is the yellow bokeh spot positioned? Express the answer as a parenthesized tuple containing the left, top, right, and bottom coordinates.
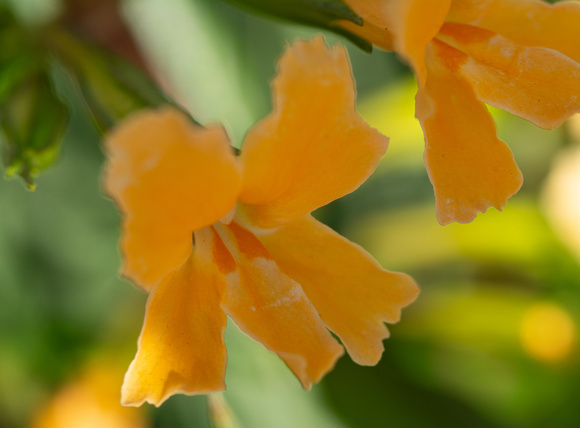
(542, 144, 580, 262)
(31, 360, 148, 428)
(519, 303, 576, 363)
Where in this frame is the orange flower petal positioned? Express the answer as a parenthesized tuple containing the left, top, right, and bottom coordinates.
(239, 37, 388, 229)
(103, 108, 242, 290)
(388, 0, 451, 84)
(348, 0, 450, 84)
(416, 40, 523, 225)
(447, 0, 580, 64)
(121, 228, 227, 407)
(214, 221, 344, 388)
(339, 0, 394, 51)
(436, 22, 580, 129)
(343, 0, 451, 80)
(256, 214, 419, 366)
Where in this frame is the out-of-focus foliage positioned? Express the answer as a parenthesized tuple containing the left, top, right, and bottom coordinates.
(1, 71, 68, 189)
(0, 6, 68, 188)
(2, 0, 580, 427)
(0, 0, 174, 188)
(220, 0, 371, 51)
(48, 28, 170, 133)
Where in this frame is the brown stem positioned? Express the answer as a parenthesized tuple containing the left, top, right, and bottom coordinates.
(60, 0, 150, 74)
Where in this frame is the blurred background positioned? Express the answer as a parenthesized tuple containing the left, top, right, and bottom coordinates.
(1, 0, 580, 427)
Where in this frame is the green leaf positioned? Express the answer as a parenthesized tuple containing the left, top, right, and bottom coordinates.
(1, 72, 69, 189)
(222, 323, 348, 428)
(0, 48, 41, 104)
(0, 5, 67, 188)
(221, 0, 372, 51)
(0, 7, 43, 103)
(45, 28, 177, 133)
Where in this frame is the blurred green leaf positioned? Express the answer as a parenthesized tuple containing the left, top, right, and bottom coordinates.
(323, 352, 498, 428)
(46, 28, 173, 133)
(0, 15, 42, 104)
(0, 72, 68, 188)
(220, 0, 372, 51)
(222, 323, 347, 428)
(0, 48, 41, 103)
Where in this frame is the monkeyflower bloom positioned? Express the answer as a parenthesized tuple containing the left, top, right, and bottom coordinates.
(340, 0, 580, 224)
(103, 37, 419, 407)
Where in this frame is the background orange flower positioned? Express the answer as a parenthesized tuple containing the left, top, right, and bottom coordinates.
(341, 0, 580, 224)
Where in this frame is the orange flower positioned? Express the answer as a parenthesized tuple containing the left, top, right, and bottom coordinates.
(340, 0, 580, 224)
(103, 37, 419, 407)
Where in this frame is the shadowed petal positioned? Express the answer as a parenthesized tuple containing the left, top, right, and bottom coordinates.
(447, 0, 580, 64)
(121, 228, 228, 407)
(416, 40, 523, 225)
(214, 221, 344, 388)
(382, 0, 451, 84)
(437, 23, 580, 129)
(339, 0, 394, 51)
(239, 37, 388, 229)
(103, 108, 242, 290)
(256, 214, 419, 366)
(343, 0, 451, 82)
